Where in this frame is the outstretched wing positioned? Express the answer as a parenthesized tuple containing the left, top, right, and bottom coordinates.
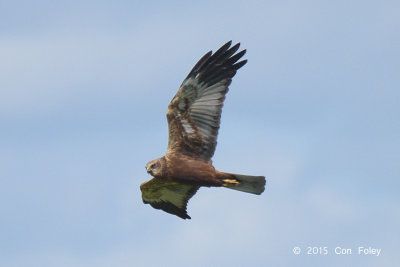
(166, 41, 247, 162)
(140, 178, 200, 219)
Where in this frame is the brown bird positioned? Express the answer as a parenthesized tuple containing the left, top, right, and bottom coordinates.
(144, 41, 265, 206)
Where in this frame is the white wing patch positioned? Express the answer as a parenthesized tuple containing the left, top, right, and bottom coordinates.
(180, 117, 195, 135)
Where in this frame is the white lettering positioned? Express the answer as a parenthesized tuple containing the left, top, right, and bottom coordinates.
(358, 247, 381, 256)
(335, 247, 352, 255)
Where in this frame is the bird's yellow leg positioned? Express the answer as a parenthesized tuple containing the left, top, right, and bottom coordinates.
(222, 179, 239, 186)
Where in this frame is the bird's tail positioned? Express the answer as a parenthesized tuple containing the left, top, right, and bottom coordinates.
(221, 173, 266, 195)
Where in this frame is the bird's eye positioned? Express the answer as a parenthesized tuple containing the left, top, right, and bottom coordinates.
(151, 164, 156, 169)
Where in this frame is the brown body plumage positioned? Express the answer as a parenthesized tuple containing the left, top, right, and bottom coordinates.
(149, 153, 233, 186)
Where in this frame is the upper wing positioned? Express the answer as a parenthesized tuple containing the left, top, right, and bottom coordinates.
(166, 41, 247, 162)
(140, 178, 200, 219)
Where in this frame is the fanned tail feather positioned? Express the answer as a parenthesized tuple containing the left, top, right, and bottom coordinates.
(222, 173, 266, 195)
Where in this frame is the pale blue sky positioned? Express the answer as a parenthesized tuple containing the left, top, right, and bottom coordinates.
(1, 1, 399, 266)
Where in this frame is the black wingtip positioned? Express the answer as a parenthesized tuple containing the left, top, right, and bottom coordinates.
(186, 50, 212, 79)
(224, 40, 233, 47)
(234, 59, 247, 70)
(224, 43, 241, 58)
(184, 41, 247, 86)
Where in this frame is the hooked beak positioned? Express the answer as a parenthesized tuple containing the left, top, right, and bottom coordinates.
(145, 166, 151, 175)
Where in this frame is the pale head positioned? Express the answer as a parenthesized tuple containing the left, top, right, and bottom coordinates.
(145, 158, 164, 177)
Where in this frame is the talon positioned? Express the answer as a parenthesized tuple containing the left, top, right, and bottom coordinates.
(223, 179, 239, 185)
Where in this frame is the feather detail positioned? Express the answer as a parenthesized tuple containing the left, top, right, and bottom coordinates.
(166, 41, 247, 161)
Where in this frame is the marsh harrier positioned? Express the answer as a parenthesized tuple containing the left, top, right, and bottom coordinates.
(141, 41, 265, 218)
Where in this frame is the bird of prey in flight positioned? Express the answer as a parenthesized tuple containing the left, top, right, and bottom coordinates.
(141, 41, 266, 219)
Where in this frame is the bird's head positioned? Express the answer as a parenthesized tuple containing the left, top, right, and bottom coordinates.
(145, 158, 163, 177)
